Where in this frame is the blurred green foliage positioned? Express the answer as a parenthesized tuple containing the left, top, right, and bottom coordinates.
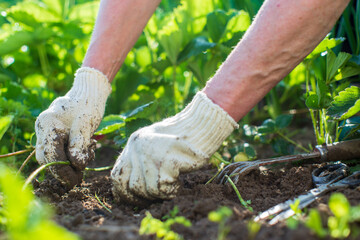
(0, 163, 80, 239)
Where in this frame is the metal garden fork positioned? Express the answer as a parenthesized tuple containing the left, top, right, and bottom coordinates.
(216, 139, 360, 184)
(254, 163, 360, 225)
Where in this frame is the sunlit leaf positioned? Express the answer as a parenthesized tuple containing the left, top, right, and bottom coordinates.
(0, 115, 14, 141)
(22, 74, 46, 89)
(0, 164, 79, 239)
(327, 86, 360, 120)
(225, 10, 250, 33)
(334, 62, 360, 81)
(135, 46, 152, 68)
(68, 1, 99, 23)
(7, 2, 61, 24)
(306, 37, 344, 59)
(42, 0, 64, 17)
(329, 193, 350, 218)
(326, 50, 352, 83)
(0, 31, 33, 56)
(158, 20, 183, 65)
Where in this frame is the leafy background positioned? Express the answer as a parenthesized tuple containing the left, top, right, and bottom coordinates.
(0, 0, 360, 165)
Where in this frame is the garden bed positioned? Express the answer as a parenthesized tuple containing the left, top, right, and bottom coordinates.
(33, 147, 360, 240)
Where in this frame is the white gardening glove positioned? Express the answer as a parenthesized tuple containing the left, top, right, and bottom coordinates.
(111, 92, 239, 203)
(35, 67, 111, 187)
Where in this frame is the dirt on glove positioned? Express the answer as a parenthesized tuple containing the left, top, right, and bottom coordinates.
(33, 147, 360, 240)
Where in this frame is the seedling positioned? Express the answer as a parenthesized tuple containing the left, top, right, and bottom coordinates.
(305, 193, 360, 239)
(208, 206, 233, 240)
(224, 175, 253, 212)
(139, 208, 191, 240)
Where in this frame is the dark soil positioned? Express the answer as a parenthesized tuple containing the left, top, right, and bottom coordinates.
(33, 147, 360, 240)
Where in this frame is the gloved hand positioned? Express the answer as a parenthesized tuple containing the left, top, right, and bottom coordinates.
(35, 67, 111, 187)
(111, 92, 238, 203)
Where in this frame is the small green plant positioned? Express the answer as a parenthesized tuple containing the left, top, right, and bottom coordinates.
(139, 208, 191, 240)
(247, 219, 261, 240)
(305, 193, 360, 239)
(208, 206, 233, 240)
(224, 175, 253, 212)
(0, 163, 79, 240)
(243, 114, 310, 155)
(286, 199, 304, 230)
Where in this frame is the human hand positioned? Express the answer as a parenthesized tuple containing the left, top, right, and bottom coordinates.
(35, 67, 111, 187)
(111, 92, 238, 203)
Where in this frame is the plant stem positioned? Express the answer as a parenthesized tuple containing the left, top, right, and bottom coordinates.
(37, 44, 50, 77)
(172, 64, 178, 113)
(85, 166, 113, 171)
(23, 161, 70, 189)
(310, 110, 321, 144)
(95, 192, 112, 213)
(277, 132, 310, 153)
(225, 175, 253, 212)
(17, 149, 36, 174)
(0, 149, 33, 159)
(205, 163, 225, 185)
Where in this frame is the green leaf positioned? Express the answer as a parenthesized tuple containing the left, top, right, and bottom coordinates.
(329, 193, 350, 218)
(177, 36, 216, 63)
(68, 1, 99, 23)
(206, 10, 230, 43)
(125, 101, 157, 120)
(0, 115, 14, 141)
(257, 119, 275, 134)
(316, 78, 331, 108)
(350, 205, 360, 221)
(42, 0, 64, 17)
(95, 115, 125, 135)
(306, 37, 344, 59)
(305, 94, 321, 110)
(334, 62, 360, 81)
(326, 50, 352, 83)
(7, 2, 61, 24)
(306, 209, 328, 238)
(0, 31, 33, 56)
(275, 114, 293, 129)
(158, 19, 183, 65)
(135, 46, 152, 68)
(327, 86, 360, 120)
(225, 10, 251, 33)
(272, 138, 294, 155)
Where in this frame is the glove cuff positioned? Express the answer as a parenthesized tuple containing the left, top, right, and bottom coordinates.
(70, 67, 112, 105)
(164, 92, 239, 158)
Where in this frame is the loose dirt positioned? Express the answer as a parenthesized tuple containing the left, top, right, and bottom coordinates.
(33, 147, 360, 240)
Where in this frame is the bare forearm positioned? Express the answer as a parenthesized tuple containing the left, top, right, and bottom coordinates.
(82, 0, 161, 82)
(204, 0, 350, 121)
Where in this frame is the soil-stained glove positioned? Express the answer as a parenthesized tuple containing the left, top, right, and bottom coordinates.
(111, 92, 239, 203)
(35, 67, 111, 187)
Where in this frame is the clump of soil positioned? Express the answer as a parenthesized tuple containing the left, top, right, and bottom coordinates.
(33, 147, 360, 240)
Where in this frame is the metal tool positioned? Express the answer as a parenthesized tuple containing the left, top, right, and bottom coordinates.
(216, 139, 360, 184)
(254, 163, 360, 225)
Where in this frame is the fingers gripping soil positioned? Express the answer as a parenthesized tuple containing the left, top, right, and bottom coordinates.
(36, 113, 83, 187)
